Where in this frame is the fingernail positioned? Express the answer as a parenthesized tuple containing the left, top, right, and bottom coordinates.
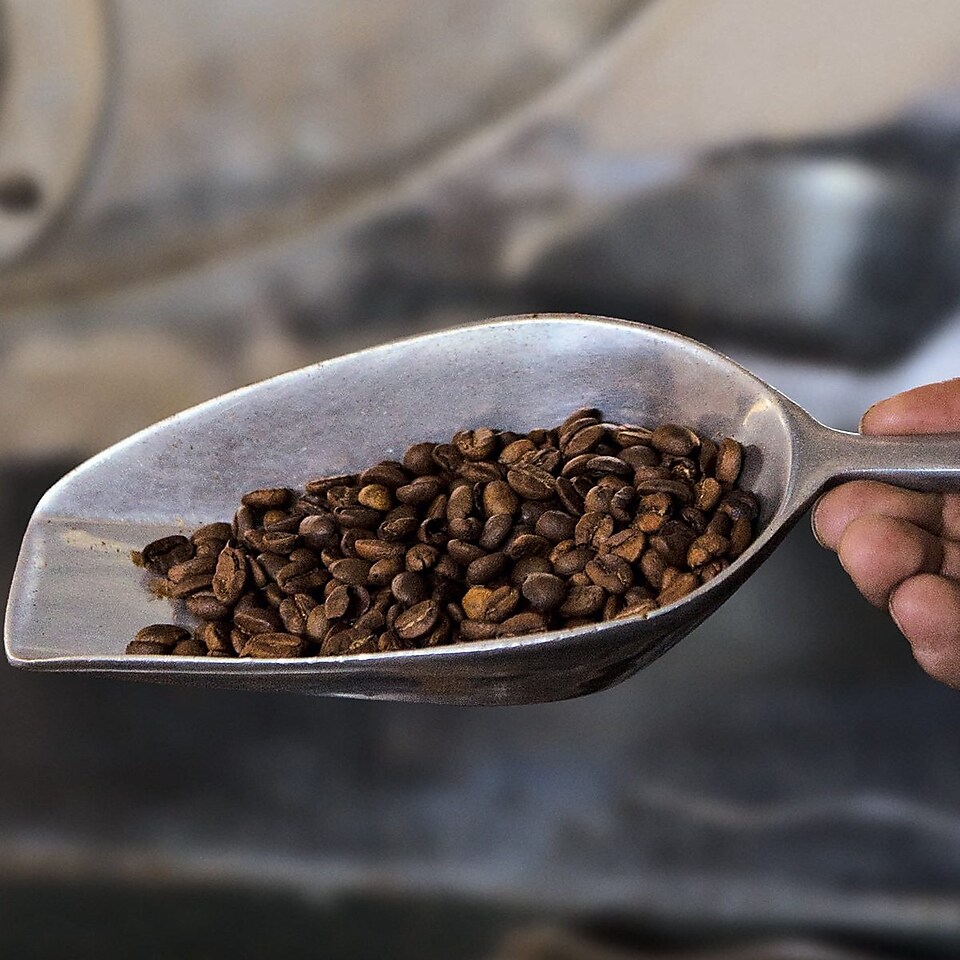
(888, 585, 906, 635)
(859, 401, 881, 433)
(810, 497, 827, 548)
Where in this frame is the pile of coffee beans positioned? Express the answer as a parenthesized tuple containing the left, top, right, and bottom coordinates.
(127, 409, 760, 658)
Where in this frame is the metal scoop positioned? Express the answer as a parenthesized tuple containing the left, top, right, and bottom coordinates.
(5, 315, 959, 705)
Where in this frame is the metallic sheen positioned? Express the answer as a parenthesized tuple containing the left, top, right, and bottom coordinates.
(5, 315, 960, 704)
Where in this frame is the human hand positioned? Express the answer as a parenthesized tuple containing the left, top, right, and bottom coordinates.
(812, 379, 960, 687)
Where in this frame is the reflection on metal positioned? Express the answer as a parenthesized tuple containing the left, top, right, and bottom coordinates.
(0, 0, 110, 264)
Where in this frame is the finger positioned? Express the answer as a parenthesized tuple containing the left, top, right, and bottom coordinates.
(890, 574, 960, 689)
(812, 480, 959, 549)
(836, 514, 960, 607)
(861, 378, 960, 435)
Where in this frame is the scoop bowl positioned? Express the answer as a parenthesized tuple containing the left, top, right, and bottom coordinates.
(5, 314, 959, 704)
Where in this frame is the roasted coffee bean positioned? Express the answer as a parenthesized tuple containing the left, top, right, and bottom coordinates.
(535, 510, 576, 543)
(728, 516, 753, 558)
(506, 465, 555, 501)
(482, 480, 518, 516)
(510, 555, 553, 587)
(466, 551, 508, 585)
(127, 624, 189, 653)
(657, 571, 700, 606)
(448, 516, 483, 542)
(191, 522, 232, 545)
(651, 424, 699, 457)
(687, 532, 729, 568)
(605, 528, 646, 563)
(185, 591, 231, 621)
(130, 408, 761, 658)
(561, 423, 605, 455)
(550, 540, 594, 576)
(167, 555, 217, 583)
(715, 437, 743, 484)
(446, 483, 475, 520)
(522, 573, 566, 613)
(241, 488, 290, 509)
(498, 611, 548, 637)
(394, 600, 440, 640)
(368, 556, 405, 586)
(298, 513, 339, 550)
(650, 520, 696, 567)
(360, 461, 409, 488)
(479, 513, 514, 551)
(505, 533, 550, 560)
(241, 632, 306, 658)
(391, 571, 430, 607)
(575, 511, 614, 549)
(447, 539, 486, 566)
(402, 442, 438, 476)
(585, 553, 633, 594)
(136, 535, 194, 575)
(358, 483, 393, 511)
(453, 427, 497, 461)
(172, 637, 207, 657)
(196, 621, 231, 653)
(233, 606, 283, 635)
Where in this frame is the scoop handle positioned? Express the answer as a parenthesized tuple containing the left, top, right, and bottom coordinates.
(803, 424, 960, 497)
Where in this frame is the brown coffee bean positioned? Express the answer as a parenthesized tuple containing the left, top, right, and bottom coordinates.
(131, 624, 188, 651)
(391, 571, 430, 606)
(405, 543, 439, 572)
(640, 548, 668, 589)
(306, 605, 332, 640)
(560, 408, 602, 432)
(680, 506, 708, 534)
(327, 557, 371, 586)
(353, 539, 405, 562)
(298, 513, 339, 551)
(699, 558, 730, 583)
(396, 476, 442, 505)
(191, 522, 232, 545)
(402, 442, 438, 475)
(260, 531, 299, 554)
(279, 598, 309, 634)
(559, 584, 606, 618)
(185, 591, 231, 621)
(360, 461, 409, 488)
(687, 532, 729, 568)
(505, 533, 550, 560)
(467, 551, 507, 585)
(706, 512, 732, 537)
(728, 516, 753, 558)
(453, 427, 497, 461)
(378, 506, 419, 542)
(229, 627, 249, 655)
(233, 606, 283, 635)
(447, 539, 486, 566)
(522, 573, 566, 613)
(368, 556, 405, 586)
(172, 637, 207, 657)
(550, 540, 593, 576)
(482, 480, 518, 516)
(395, 600, 440, 640)
(605, 528, 646, 563)
(715, 437, 743, 484)
(167, 554, 217, 583)
(575, 511, 614, 548)
(358, 483, 393, 511)
(241, 488, 290, 509)
(561, 423, 606, 455)
(196, 621, 231, 653)
(650, 520, 696, 567)
(498, 611, 548, 637)
(459, 620, 499, 641)
(448, 516, 482, 542)
(509, 556, 551, 587)
(241, 632, 307, 658)
(165, 572, 216, 598)
(613, 425, 654, 447)
(137, 535, 194, 575)
(585, 553, 633, 594)
(554, 476, 585, 515)
(446, 483, 475, 520)
(324, 583, 352, 619)
(431, 443, 462, 472)
(506, 465, 556, 501)
(479, 514, 513, 550)
(620, 445, 659, 469)
(657, 572, 700, 606)
(211, 547, 247, 605)
(534, 510, 575, 543)
(720, 489, 760, 522)
(584, 455, 633, 477)
(651, 424, 700, 456)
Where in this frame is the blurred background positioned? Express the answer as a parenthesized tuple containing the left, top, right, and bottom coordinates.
(3, 1, 960, 957)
